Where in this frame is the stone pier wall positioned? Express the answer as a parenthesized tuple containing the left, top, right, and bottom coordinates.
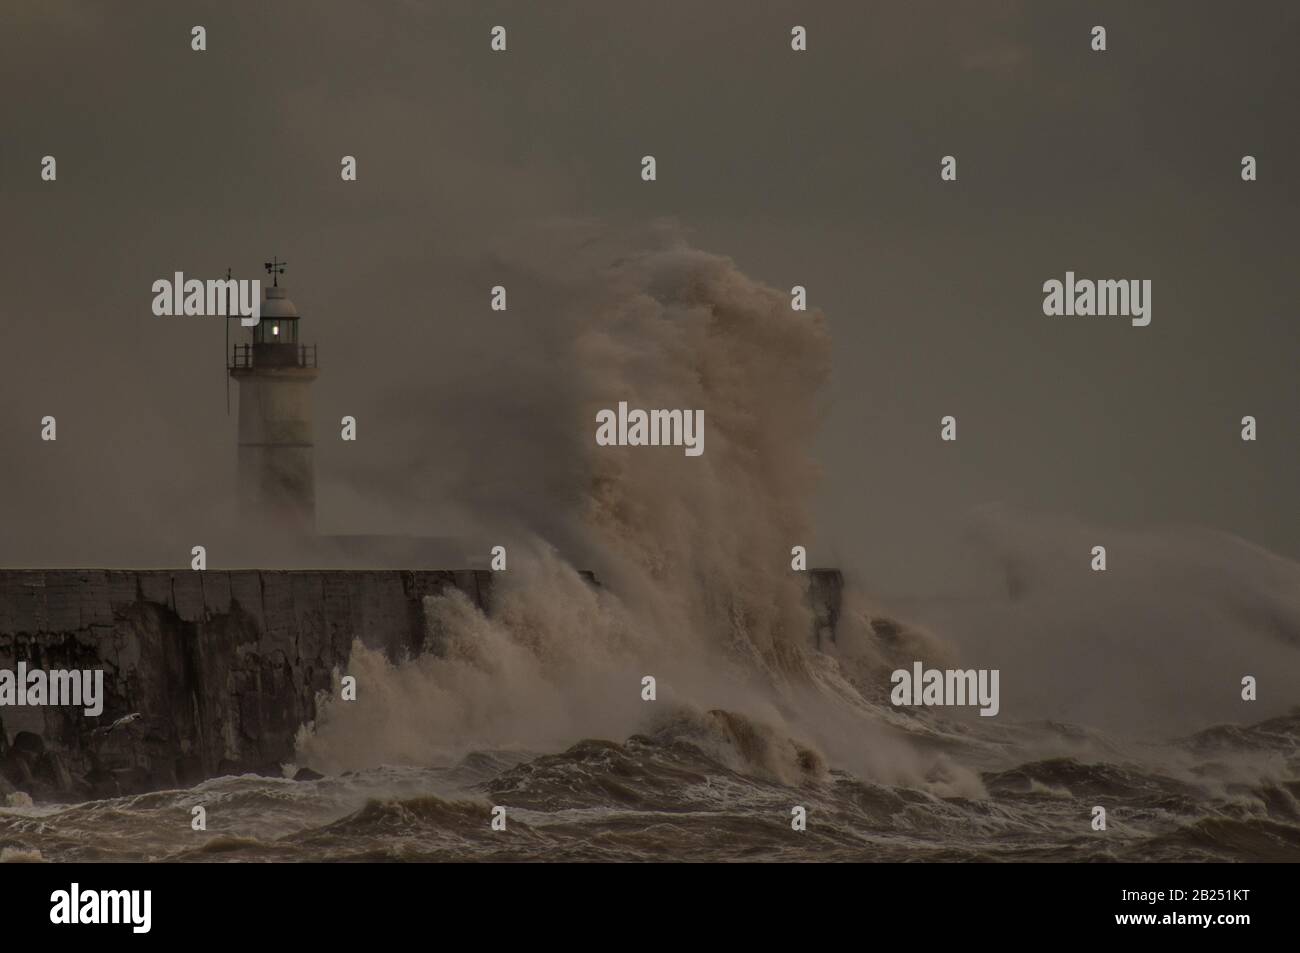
(0, 567, 843, 801)
(0, 570, 493, 800)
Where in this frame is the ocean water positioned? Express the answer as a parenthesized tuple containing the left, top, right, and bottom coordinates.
(3, 709, 1296, 863)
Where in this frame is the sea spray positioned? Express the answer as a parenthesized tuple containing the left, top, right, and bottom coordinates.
(295, 230, 965, 791)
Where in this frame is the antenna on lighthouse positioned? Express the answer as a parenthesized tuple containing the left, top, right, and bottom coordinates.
(224, 266, 234, 414)
(264, 257, 287, 286)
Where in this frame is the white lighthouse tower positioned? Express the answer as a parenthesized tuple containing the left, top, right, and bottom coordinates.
(227, 259, 319, 534)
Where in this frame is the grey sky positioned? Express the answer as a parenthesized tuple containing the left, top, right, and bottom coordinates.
(0, 1, 1295, 596)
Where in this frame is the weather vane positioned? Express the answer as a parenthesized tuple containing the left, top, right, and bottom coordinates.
(264, 256, 287, 286)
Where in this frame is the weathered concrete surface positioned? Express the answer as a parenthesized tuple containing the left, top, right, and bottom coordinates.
(0, 570, 493, 800)
(0, 568, 843, 801)
(808, 568, 844, 649)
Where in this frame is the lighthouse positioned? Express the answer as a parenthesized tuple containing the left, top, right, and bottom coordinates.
(227, 259, 319, 534)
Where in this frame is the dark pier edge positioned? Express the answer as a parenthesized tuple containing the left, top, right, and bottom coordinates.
(0, 567, 842, 802)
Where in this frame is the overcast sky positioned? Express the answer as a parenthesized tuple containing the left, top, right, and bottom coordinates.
(0, 1, 1295, 597)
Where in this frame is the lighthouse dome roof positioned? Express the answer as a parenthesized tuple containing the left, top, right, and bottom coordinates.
(262, 285, 299, 318)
